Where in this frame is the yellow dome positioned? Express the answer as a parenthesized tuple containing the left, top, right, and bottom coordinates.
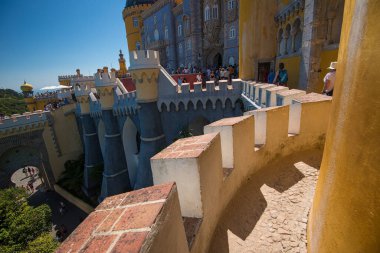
(20, 81, 33, 92)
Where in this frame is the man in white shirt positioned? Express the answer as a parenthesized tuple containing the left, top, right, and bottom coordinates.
(323, 61, 337, 96)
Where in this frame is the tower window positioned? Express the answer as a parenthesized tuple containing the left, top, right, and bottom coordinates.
(229, 26, 236, 39)
(178, 43, 183, 56)
(204, 6, 211, 21)
(178, 24, 183, 37)
(186, 39, 191, 51)
(133, 17, 139, 27)
(154, 29, 159, 41)
(228, 0, 235, 10)
(212, 4, 218, 19)
(154, 15, 157, 24)
(165, 26, 169, 40)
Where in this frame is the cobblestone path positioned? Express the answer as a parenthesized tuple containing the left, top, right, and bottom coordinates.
(209, 152, 321, 253)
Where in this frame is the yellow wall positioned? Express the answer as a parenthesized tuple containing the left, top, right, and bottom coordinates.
(123, 5, 150, 52)
(239, 0, 277, 80)
(318, 48, 339, 92)
(278, 56, 300, 89)
(43, 104, 83, 180)
(308, 0, 380, 252)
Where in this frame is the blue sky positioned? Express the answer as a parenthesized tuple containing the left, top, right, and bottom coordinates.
(0, 0, 129, 91)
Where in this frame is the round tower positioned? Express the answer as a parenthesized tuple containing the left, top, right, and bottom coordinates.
(95, 67, 132, 201)
(122, 0, 157, 52)
(129, 50, 166, 189)
(20, 81, 36, 112)
(118, 50, 128, 77)
(74, 85, 103, 197)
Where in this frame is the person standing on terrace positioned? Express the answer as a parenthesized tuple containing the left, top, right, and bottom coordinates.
(322, 61, 337, 96)
(274, 62, 288, 86)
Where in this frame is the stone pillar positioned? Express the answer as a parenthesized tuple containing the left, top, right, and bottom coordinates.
(75, 87, 104, 197)
(239, 0, 277, 80)
(298, 0, 325, 91)
(129, 51, 166, 189)
(308, 1, 380, 252)
(96, 68, 132, 202)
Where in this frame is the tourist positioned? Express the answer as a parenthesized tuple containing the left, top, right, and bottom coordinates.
(322, 61, 337, 96)
(268, 69, 275, 84)
(22, 167, 27, 177)
(229, 65, 234, 80)
(183, 78, 187, 83)
(27, 167, 31, 176)
(196, 72, 202, 82)
(177, 77, 183, 86)
(31, 167, 35, 175)
(274, 62, 288, 86)
(210, 71, 216, 82)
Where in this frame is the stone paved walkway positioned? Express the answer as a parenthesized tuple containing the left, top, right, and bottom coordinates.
(209, 152, 321, 253)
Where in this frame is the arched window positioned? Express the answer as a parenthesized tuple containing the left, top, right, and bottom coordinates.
(228, 0, 235, 10)
(146, 35, 151, 45)
(178, 43, 183, 56)
(285, 24, 292, 54)
(166, 47, 169, 57)
(186, 39, 191, 51)
(293, 18, 303, 52)
(278, 29, 284, 56)
(164, 26, 169, 40)
(212, 4, 218, 19)
(136, 41, 141, 50)
(133, 17, 139, 27)
(178, 24, 183, 37)
(154, 15, 157, 24)
(229, 26, 236, 39)
(204, 6, 211, 21)
(229, 56, 235, 66)
(154, 29, 159, 41)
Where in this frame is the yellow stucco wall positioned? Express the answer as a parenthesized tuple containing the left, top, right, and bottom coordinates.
(278, 56, 300, 89)
(123, 5, 150, 52)
(318, 48, 339, 92)
(239, 0, 277, 80)
(43, 104, 83, 180)
(308, 0, 380, 252)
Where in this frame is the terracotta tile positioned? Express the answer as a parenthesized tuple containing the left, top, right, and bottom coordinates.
(113, 203, 164, 231)
(96, 208, 125, 233)
(120, 183, 174, 206)
(57, 211, 109, 253)
(81, 235, 116, 253)
(110, 232, 149, 253)
(293, 92, 332, 103)
(97, 193, 128, 210)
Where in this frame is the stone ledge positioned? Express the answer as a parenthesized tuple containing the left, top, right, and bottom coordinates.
(293, 92, 332, 103)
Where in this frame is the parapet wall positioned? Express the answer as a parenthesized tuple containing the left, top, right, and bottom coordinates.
(0, 111, 48, 137)
(129, 50, 160, 70)
(57, 91, 332, 253)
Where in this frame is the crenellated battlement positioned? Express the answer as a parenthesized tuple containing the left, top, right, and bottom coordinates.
(57, 91, 333, 253)
(58, 74, 83, 81)
(157, 79, 243, 112)
(129, 50, 161, 70)
(113, 90, 138, 116)
(94, 68, 118, 88)
(0, 111, 48, 137)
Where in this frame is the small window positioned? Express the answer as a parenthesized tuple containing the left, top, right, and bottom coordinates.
(136, 42, 141, 50)
(212, 4, 218, 19)
(154, 29, 159, 41)
(204, 6, 211, 21)
(133, 17, 139, 27)
(179, 43, 183, 55)
(229, 26, 236, 39)
(228, 0, 235, 10)
(178, 24, 183, 37)
(229, 56, 235, 65)
(186, 39, 191, 51)
(164, 26, 169, 39)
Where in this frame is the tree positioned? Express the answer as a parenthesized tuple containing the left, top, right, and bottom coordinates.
(0, 188, 57, 253)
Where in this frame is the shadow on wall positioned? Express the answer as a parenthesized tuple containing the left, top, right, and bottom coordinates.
(208, 151, 321, 253)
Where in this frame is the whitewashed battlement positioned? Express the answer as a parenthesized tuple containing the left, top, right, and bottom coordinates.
(150, 92, 332, 253)
(129, 50, 160, 70)
(0, 111, 48, 136)
(58, 74, 83, 81)
(94, 70, 117, 87)
(74, 85, 92, 98)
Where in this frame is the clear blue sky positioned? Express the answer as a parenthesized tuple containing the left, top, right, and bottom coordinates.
(0, 0, 129, 91)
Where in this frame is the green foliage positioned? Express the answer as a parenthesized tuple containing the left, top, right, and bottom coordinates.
(22, 233, 59, 253)
(174, 127, 194, 141)
(0, 188, 56, 253)
(0, 88, 27, 116)
(57, 154, 85, 194)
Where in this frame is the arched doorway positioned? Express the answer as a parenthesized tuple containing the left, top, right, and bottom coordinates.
(0, 146, 46, 192)
(122, 118, 140, 188)
(213, 53, 223, 67)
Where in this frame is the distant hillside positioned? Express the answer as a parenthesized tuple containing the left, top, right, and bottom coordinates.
(0, 89, 27, 116)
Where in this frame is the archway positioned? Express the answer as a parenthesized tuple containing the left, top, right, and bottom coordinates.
(122, 117, 140, 188)
(0, 146, 45, 192)
(213, 53, 223, 67)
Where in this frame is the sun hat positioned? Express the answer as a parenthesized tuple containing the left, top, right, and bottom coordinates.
(327, 61, 337, 70)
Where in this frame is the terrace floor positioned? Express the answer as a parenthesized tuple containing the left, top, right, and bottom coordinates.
(209, 151, 321, 253)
